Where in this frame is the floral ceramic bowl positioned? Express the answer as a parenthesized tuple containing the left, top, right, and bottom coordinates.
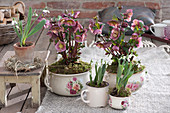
(104, 70, 146, 94)
(45, 71, 89, 96)
(109, 95, 130, 109)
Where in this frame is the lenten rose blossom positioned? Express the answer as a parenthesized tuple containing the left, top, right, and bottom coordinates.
(64, 18, 76, 26)
(112, 45, 119, 51)
(131, 19, 144, 31)
(95, 42, 104, 49)
(89, 20, 104, 35)
(123, 9, 133, 22)
(74, 35, 83, 42)
(73, 11, 80, 18)
(37, 18, 50, 28)
(107, 20, 119, 27)
(131, 33, 138, 39)
(55, 41, 66, 52)
(110, 28, 120, 40)
(136, 37, 143, 48)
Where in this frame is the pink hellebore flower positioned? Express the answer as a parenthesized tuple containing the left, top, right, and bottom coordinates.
(124, 9, 133, 22)
(64, 18, 76, 26)
(136, 37, 143, 48)
(44, 19, 50, 28)
(107, 20, 119, 27)
(110, 28, 120, 40)
(74, 21, 83, 33)
(50, 25, 64, 35)
(103, 42, 112, 48)
(131, 19, 144, 31)
(55, 41, 66, 52)
(73, 11, 80, 18)
(89, 20, 104, 35)
(144, 25, 149, 31)
(95, 42, 104, 49)
(131, 33, 138, 39)
(74, 35, 83, 42)
(112, 45, 119, 51)
(37, 18, 50, 28)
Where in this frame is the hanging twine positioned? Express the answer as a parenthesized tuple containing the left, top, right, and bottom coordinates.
(4, 56, 43, 72)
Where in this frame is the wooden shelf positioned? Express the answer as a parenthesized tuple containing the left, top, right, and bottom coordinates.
(142, 33, 170, 44)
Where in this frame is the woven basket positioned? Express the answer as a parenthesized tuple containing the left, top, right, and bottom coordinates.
(0, 21, 26, 45)
(0, 1, 25, 45)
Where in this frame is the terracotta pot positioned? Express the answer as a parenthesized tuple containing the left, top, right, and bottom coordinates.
(109, 94, 130, 109)
(45, 70, 89, 96)
(104, 70, 146, 94)
(81, 81, 109, 107)
(13, 42, 35, 63)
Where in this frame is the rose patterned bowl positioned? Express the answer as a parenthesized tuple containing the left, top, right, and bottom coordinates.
(104, 70, 146, 94)
(45, 71, 89, 96)
(109, 94, 130, 109)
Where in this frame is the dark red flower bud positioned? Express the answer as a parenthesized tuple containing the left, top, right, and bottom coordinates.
(122, 22, 128, 28)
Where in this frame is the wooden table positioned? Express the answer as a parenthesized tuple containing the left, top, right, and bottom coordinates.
(0, 51, 49, 108)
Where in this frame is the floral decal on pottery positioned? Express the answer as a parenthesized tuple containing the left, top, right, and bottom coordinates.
(66, 77, 83, 95)
(109, 97, 112, 107)
(126, 76, 145, 92)
(121, 100, 129, 109)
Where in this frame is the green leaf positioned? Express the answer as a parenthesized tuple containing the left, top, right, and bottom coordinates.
(97, 66, 102, 86)
(23, 7, 32, 45)
(94, 62, 98, 84)
(112, 15, 118, 21)
(27, 19, 46, 38)
(13, 26, 22, 45)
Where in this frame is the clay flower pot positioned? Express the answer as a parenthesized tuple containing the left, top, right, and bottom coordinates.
(13, 41, 35, 64)
(81, 81, 109, 107)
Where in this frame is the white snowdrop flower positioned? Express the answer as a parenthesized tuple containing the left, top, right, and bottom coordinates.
(12, 19, 18, 25)
(43, 9, 50, 13)
(33, 13, 38, 16)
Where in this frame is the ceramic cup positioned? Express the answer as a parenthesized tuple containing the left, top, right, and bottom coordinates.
(150, 23, 167, 38)
(162, 20, 170, 39)
(81, 81, 109, 107)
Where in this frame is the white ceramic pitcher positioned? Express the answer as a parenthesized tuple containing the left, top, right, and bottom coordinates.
(150, 23, 167, 38)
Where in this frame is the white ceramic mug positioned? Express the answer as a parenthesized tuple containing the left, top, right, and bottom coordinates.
(150, 24, 167, 38)
(81, 82, 109, 107)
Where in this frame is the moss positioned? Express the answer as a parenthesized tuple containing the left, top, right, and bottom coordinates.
(49, 59, 91, 74)
(106, 60, 145, 74)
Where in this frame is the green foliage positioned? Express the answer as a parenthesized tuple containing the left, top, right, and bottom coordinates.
(89, 59, 107, 87)
(116, 57, 134, 96)
(13, 7, 46, 47)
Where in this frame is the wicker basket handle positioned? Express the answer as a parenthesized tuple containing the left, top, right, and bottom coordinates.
(13, 1, 25, 15)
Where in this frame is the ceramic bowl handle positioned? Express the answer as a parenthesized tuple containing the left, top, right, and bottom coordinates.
(81, 89, 90, 103)
(44, 51, 53, 92)
(150, 25, 156, 36)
